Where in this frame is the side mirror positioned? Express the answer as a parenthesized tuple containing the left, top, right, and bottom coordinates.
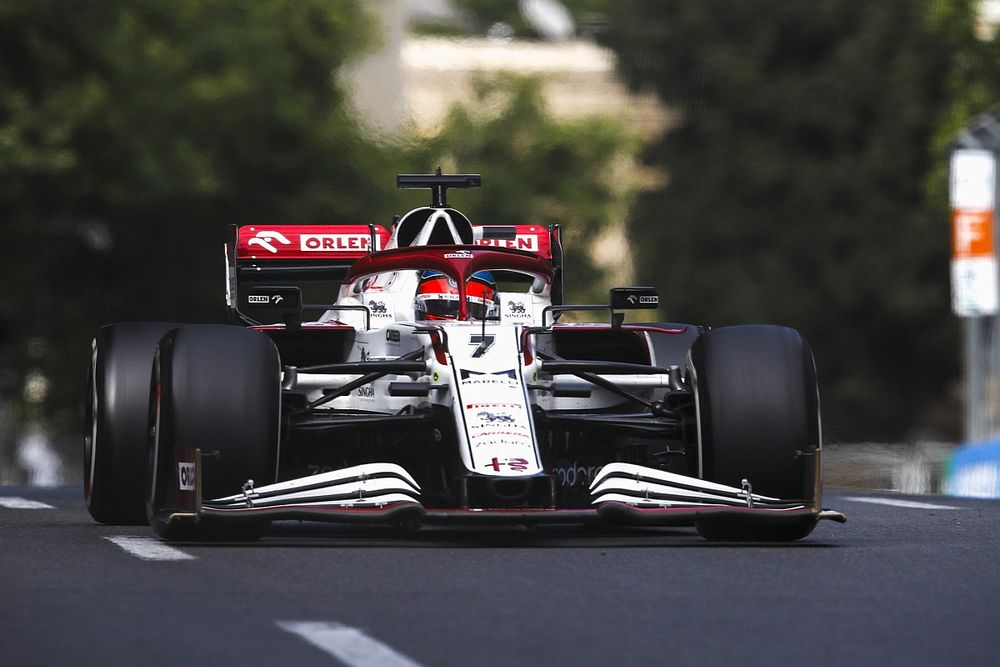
(609, 287, 659, 310)
(242, 286, 303, 328)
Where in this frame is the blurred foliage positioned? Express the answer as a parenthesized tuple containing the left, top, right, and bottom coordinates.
(403, 74, 636, 304)
(0, 2, 635, 453)
(0, 0, 396, 434)
(602, 0, 1000, 441)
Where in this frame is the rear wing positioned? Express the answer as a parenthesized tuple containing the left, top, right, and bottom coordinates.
(227, 167, 567, 326)
(226, 222, 565, 326)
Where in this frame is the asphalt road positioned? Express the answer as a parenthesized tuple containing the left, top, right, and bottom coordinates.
(3, 486, 1000, 666)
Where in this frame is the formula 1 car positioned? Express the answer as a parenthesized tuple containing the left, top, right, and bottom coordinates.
(85, 172, 845, 541)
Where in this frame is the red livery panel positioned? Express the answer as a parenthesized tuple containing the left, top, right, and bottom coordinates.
(236, 224, 551, 260)
(473, 225, 551, 259)
(237, 225, 390, 260)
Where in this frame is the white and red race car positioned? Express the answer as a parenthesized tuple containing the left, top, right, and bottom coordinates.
(85, 172, 845, 541)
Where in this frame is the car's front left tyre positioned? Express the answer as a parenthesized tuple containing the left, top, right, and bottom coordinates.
(688, 325, 821, 541)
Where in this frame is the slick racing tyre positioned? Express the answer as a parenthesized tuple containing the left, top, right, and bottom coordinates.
(85, 322, 178, 524)
(147, 325, 279, 541)
(688, 325, 821, 541)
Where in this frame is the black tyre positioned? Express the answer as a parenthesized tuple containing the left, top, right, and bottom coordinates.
(147, 325, 280, 541)
(688, 325, 821, 541)
(85, 322, 178, 524)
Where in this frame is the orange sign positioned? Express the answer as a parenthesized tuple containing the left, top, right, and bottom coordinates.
(952, 208, 996, 259)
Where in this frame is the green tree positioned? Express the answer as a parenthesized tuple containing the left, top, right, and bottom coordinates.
(0, 1, 392, 440)
(603, 0, 1000, 440)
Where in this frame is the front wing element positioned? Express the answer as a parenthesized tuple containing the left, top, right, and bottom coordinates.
(588, 462, 846, 528)
(590, 462, 802, 509)
(201, 463, 422, 521)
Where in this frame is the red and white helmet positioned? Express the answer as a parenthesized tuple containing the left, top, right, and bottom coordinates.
(414, 271, 499, 321)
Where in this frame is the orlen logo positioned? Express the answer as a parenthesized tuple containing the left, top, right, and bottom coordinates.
(247, 230, 291, 254)
(476, 235, 539, 252)
(301, 234, 378, 252)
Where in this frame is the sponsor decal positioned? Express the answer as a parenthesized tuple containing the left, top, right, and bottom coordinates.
(483, 457, 531, 472)
(368, 300, 388, 315)
(469, 334, 495, 358)
(472, 439, 533, 448)
(477, 410, 515, 423)
(359, 347, 370, 362)
(466, 402, 523, 409)
(356, 385, 375, 398)
(300, 234, 378, 252)
(624, 294, 659, 306)
(470, 430, 529, 439)
(177, 462, 196, 491)
(386, 329, 401, 343)
(246, 292, 290, 307)
(475, 235, 539, 252)
(621, 293, 659, 307)
(469, 422, 528, 431)
(460, 369, 516, 381)
(503, 299, 533, 323)
(461, 376, 516, 386)
(247, 230, 291, 254)
(416, 292, 459, 303)
(444, 250, 474, 259)
(551, 461, 604, 487)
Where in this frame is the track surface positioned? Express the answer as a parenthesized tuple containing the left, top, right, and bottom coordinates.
(3, 486, 1000, 666)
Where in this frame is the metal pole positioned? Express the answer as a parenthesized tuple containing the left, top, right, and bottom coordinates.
(951, 108, 1000, 443)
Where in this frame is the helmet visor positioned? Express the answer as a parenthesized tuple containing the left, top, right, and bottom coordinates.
(415, 293, 460, 320)
(467, 295, 497, 320)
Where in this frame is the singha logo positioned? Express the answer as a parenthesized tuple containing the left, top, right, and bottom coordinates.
(368, 301, 387, 315)
(507, 302, 526, 314)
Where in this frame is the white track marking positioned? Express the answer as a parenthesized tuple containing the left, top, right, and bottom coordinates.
(104, 536, 196, 561)
(842, 496, 961, 510)
(0, 497, 54, 509)
(277, 621, 423, 667)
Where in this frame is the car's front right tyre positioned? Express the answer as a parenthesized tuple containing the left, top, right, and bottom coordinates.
(147, 325, 280, 541)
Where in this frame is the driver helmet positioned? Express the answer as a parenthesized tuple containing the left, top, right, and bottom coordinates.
(415, 270, 499, 321)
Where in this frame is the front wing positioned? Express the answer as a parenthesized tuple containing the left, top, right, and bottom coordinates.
(154, 453, 846, 532)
